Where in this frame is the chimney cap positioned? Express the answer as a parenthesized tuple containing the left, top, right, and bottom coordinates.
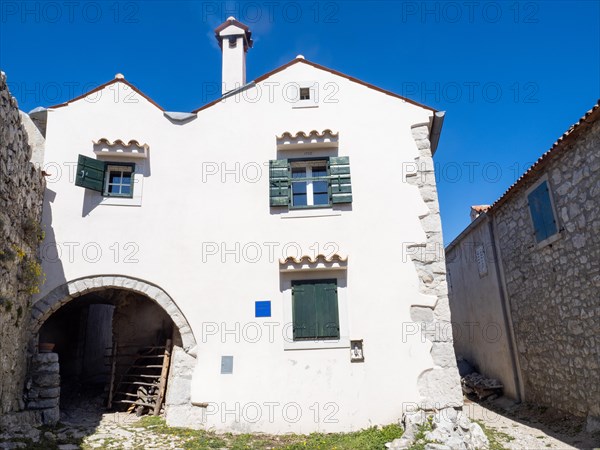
(215, 17, 253, 50)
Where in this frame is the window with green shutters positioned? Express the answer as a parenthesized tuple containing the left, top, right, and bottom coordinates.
(269, 157, 352, 208)
(292, 279, 340, 340)
(75, 154, 135, 198)
(75, 154, 106, 192)
(527, 180, 558, 243)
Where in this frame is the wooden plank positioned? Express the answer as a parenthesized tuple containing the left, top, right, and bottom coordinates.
(115, 399, 156, 408)
(115, 392, 158, 398)
(107, 341, 117, 409)
(128, 364, 163, 369)
(122, 374, 161, 379)
(106, 345, 167, 350)
(153, 339, 172, 416)
(119, 381, 160, 387)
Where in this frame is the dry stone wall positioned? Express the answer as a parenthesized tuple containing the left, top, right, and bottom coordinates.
(25, 353, 60, 424)
(493, 119, 600, 427)
(0, 71, 45, 422)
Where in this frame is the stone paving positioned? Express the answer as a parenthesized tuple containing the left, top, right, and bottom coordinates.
(465, 398, 600, 450)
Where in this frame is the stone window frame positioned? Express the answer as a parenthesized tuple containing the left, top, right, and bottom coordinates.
(525, 174, 562, 249)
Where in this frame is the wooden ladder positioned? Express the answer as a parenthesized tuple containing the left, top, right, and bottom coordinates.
(107, 339, 172, 415)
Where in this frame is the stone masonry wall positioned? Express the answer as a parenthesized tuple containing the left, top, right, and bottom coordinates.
(493, 118, 600, 424)
(24, 353, 60, 424)
(408, 123, 463, 410)
(0, 71, 45, 420)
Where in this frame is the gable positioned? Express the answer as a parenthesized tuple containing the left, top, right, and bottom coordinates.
(255, 58, 436, 112)
(49, 77, 164, 112)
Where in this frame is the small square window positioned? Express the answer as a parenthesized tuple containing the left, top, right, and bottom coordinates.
(104, 164, 134, 198)
(299, 87, 310, 101)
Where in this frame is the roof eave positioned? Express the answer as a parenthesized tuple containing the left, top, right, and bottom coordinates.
(193, 57, 438, 114)
(48, 78, 165, 111)
(489, 100, 600, 212)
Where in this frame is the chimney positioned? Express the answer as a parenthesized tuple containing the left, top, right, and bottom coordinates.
(215, 17, 253, 95)
(470, 205, 490, 222)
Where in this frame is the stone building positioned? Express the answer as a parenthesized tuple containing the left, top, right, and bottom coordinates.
(446, 101, 600, 432)
(0, 72, 46, 427)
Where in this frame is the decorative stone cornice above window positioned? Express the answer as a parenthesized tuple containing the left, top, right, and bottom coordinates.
(93, 139, 149, 159)
(276, 129, 338, 150)
(279, 254, 348, 272)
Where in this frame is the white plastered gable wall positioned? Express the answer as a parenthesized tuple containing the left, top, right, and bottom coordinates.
(38, 57, 462, 433)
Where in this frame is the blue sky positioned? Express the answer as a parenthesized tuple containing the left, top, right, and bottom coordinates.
(1, 0, 599, 243)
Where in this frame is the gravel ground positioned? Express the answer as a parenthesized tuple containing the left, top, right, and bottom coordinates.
(465, 397, 600, 450)
(1, 397, 599, 449)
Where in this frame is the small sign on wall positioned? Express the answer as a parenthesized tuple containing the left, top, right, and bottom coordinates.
(350, 340, 364, 363)
(475, 244, 488, 278)
(221, 356, 233, 374)
(255, 301, 271, 317)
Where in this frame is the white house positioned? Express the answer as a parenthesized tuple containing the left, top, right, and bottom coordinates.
(28, 18, 462, 433)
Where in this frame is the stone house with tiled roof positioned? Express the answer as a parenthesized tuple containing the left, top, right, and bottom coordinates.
(446, 101, 600, 432)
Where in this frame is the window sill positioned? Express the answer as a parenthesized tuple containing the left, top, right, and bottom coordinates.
(283, 337, 349, 351)
(99, 196, 142, 207)
(280, 208, 341, 219)
(534, 230, 562, 249)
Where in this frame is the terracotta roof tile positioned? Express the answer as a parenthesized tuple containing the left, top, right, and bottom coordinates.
(93, 138, 148, 148)
(277, 129, 338, 140)
(279, 254, 348, 265)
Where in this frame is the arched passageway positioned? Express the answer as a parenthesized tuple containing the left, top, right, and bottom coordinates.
(27, 276, 197, 423)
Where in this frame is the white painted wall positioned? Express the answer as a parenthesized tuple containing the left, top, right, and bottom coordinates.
(38, 60, 440, 433)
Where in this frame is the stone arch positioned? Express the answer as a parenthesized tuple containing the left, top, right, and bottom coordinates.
(30, 275, 197, 357)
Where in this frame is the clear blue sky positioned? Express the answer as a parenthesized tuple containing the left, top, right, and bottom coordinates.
(1, 1, 599, 243)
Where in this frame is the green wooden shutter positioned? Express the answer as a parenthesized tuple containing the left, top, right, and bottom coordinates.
(292, 283, 315, 340)
(527, 181, 558, 242)
(292, 280, 339, 340)
(269, 159, 290, 206)
(316, 281, 340, 339)
(329, 156, 352, 204)
(75, 155, 106, 192)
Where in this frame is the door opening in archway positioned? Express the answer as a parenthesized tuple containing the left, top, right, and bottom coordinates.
(37, 288, 181, 422)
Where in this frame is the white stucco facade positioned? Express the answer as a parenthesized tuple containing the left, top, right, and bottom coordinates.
(33, 20, 461, 433)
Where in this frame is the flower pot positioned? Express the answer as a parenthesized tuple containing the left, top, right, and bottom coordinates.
(39, 343, 55, 353)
